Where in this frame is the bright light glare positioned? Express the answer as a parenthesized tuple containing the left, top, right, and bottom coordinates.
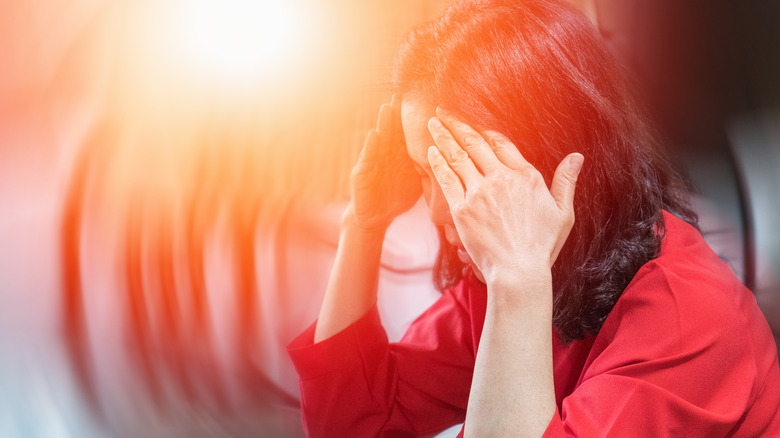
(171, 0, 307, 83)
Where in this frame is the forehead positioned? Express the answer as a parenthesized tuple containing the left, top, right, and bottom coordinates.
(401, 96, 437, 166)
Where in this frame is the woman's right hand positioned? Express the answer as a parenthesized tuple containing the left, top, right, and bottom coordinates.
(314, 96, 421, 343)
(347, 94, 422, 232)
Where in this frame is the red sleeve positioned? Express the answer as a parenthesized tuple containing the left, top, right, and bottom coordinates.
(287, 284, 475, 437)
(542, 407, 565, 438)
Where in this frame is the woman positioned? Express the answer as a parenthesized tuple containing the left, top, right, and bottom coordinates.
(288, 0, 780, 436)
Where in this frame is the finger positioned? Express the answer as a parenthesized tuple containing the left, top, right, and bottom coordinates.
(359, 129, 380, 162)
(550, 153, 584, 215)
(390, 94, 405, 146)
(428, 146, 465, 206)
(435, 106, 503, 174)
(390, 93, 401, 109)
(480, 129, 528, 170)
(428, 117, 482, 187)
(376, 104, 393, 139)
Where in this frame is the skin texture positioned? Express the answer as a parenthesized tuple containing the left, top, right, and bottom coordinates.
(315, 94, 584, 437)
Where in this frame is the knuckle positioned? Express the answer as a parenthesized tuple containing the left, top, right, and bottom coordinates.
(461, 140, 481, 154)
(450, 202, 465, 216)
(486, 133, 508, 147)
(524, 168, 544, 184)
(563, 212, 575, 227)
(484, 170, 509, 188)
(449, 148, 470, 165)
(524, 165, 541, 177)
(461, 141, 475, 151)
(563, 171, 579, 187)
(484, 129, 507, 141)
(494, 169, 515, 183)
(462, 132, 483, 146)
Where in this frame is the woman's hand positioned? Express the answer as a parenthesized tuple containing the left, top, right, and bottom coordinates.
(348, 95, 422, 232)
(314, 95, 421, 343)
(426, 107, 584, 287)
(428, 107, 583, 437)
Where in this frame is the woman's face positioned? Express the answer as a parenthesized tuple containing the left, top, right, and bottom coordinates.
(400, 95, 485, 282)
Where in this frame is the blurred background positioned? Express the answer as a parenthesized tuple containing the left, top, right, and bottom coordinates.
(0, 0, 777, 437)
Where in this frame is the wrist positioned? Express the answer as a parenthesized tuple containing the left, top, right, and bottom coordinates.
(485, 264, 553, 313)
(342, 204, 388, 242)
(484, 259, 551, 288)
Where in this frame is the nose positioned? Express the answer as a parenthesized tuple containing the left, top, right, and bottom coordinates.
(426, 181, 453, 227)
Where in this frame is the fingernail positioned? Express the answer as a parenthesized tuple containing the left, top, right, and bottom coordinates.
(428, 145, 440, 157)
(569, 153, 584, 173)
(428, 117, 443, 130)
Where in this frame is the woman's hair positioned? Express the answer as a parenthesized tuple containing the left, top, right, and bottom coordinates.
(393, 0, 698, 343)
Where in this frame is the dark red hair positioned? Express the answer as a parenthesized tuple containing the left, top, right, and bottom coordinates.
(393, 0, 697, 343)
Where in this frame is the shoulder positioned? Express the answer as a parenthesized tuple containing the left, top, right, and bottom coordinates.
(603, 213, 758, 338)
(559, 213, 780, 436)
(627, 214, 762, 324)
(589, 211, 778, 396)
(572, 212, 780, 433)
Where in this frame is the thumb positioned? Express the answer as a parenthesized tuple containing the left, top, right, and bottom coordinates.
(550, 153, 584, 214)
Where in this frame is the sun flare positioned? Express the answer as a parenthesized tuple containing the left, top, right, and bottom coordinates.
(168, 0, 309, 84)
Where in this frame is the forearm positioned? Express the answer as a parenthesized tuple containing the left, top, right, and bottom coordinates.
(314, 206, 387, 343)
(464, 268, 556, 438)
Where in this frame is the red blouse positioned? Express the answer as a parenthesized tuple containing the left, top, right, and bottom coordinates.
(288, 213, 780, 437)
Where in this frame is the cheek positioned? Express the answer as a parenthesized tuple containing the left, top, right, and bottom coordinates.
(424, 177, 453, 225)
(429, 179, 448, 209)
(421, 177, 432, 204)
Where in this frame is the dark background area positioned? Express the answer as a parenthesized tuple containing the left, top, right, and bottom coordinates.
(595, 0, 780, 347)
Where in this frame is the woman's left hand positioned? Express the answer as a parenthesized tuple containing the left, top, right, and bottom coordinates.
(427, 107, 584, 287)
